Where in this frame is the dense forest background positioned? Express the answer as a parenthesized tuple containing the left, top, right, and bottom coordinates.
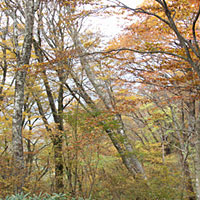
(0, 0, 200, 199)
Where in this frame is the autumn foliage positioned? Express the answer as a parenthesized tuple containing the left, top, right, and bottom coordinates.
(0, 0, 200, 199)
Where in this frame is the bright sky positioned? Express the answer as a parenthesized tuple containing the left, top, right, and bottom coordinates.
(96, 0, 144, 39)
(120, 0, 144, 7)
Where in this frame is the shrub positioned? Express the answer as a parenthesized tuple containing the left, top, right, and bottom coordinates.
(1, 193, 67, 200)
(1, 193, 92, 200)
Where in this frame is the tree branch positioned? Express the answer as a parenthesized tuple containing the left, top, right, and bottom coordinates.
(192, 5, 200, 54)
(86, 47, 188, 61)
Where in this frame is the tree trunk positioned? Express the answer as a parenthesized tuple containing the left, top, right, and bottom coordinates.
(188, 99, 199, 200)
(11, 0, 36, 192)
(114, 114, 146, 177)
(178, 152, 196, 200)
(53, 136, 64, 193)
(107, 128, 145, 178)
(183, 161, 196, 200)
(12, 69, 26, 192)
(195, 126, 200, 200)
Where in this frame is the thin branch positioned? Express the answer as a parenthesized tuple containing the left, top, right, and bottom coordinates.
(85, 47, 188, 61)
(112, 0, 171, 27)
(64, 82, 92, 115)
(63, 97, 74, 109)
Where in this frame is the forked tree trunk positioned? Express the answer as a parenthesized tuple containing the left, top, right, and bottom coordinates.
(33, 35, 65, 193)
(35, 94, 65, 193)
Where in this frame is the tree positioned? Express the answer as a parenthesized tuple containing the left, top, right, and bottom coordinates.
(104, 0, 200, 199)
(0, 0, 39, 192)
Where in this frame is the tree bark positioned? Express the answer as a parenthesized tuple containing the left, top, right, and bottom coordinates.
(12, 69, 26, 192)
(195, 110, 200, 200)
(195, 135, 200, 200)
(11, 0, 36, 193)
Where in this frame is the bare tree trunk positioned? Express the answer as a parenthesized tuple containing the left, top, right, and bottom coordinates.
(11, 0, 36, 193)
(107, 128, 145, 177)
(115, 114, 146, 177)
(195, 109, 200, 200)
(178, 152, 196, 200)
(53, 135, 64, 193)
(183, 161, 196, 200)
(12, 69, 26, 192)
(195, 135, 200, 200)
(187, 99, 199, 200)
